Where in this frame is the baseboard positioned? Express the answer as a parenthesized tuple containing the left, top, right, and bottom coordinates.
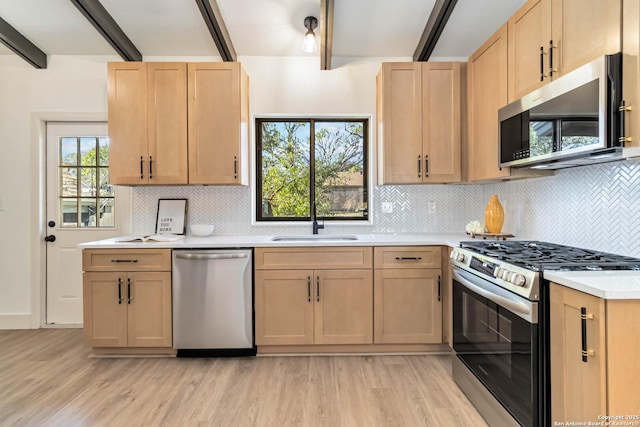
(0, 314, 32, 330)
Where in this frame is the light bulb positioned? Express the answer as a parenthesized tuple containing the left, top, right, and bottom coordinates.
(302, 31, 317, 53)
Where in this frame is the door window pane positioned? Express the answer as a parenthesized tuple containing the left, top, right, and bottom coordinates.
(58, 136, 114, 227)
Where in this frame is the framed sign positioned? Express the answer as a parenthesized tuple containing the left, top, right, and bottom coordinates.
(155, 199, 187, 235)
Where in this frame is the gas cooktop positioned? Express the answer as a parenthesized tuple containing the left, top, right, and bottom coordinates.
(460, 240, 640, 272)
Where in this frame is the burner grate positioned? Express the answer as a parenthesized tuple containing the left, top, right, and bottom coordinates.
(460, 240, 640, 272)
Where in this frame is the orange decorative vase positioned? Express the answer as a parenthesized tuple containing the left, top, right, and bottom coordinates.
(484, 194, 504, 234)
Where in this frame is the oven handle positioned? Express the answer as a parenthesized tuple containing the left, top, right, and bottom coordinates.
(453, 268, 537, 323)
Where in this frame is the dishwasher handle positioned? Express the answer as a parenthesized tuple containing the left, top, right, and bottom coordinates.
(175, 252, 249, 260)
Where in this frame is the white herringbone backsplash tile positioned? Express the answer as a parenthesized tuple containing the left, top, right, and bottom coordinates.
(131, 159, 640, 257)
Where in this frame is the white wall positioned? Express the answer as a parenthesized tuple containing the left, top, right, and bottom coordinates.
(0, 55, 120, 328)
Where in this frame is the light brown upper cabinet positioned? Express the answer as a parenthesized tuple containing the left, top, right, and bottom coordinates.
(109, 62, 188, 185)
(376, 62, 463, 184)
(188, 63, 250, 185)
(467, 25, 510, 182)
(467, 25, 551, 183)
(622, 0, 640, 158)
(508, 0, 621, 102)
(108, 62, 249, 186)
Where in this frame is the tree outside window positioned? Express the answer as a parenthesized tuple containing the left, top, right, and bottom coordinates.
(256, 119, 368, 221)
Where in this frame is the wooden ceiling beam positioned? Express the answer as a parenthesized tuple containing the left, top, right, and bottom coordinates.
(320, 0, 334, 70)
(413, 0, 458, 61)
(195, 0, 237, 62)
(70, 0, 142, 61)
(0, 16, 47, 69)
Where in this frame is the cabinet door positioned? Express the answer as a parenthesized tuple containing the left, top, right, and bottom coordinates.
(374, 269, 442, 344)
(508, 0, 552, 102)
(467, 24, 510, 182)
(127, 272, 172, 347)
(622, 0, 640, 157)
(83, 272, 127, 347)
(551, 0, 621, 78)
(254, 270, 314, 345)
(377, 63, 423, 184)
(422, 63, 462, 183)
(147, 63, 188, 185)
(314, 269, 373, 344)
(108, 62, 148, 185)
(188, 63, 249, 185)
(550, 284, 606, 423)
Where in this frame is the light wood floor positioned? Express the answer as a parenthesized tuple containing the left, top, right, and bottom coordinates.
(0, 329, 487, 427)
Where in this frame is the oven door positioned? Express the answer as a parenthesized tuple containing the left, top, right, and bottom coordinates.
(453, 267, 539, 427)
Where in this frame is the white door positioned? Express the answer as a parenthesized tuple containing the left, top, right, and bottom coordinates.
(46, 122, 130, 325)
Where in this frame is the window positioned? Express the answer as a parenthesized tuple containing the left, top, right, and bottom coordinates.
(59, 136, 114, 227)
(256, 118, 368, 221)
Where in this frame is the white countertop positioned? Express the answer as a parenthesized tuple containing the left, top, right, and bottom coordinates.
(78, 232, 470, 249)
(544, 270, 640, 300)
(79, 233, 640, 299)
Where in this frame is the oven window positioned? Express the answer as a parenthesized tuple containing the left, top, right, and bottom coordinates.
(453, 278, 538, 427)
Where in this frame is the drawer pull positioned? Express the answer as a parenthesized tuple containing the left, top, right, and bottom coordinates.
(111, 259, 139, 263)
(395, 256, 422, 261)
(307, 276, 311, 302)
(127, 277, 132, 304)
(118, 278, 122, 304)
(316, 276, 320, 302)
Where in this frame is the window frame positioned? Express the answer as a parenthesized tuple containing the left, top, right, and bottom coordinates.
(255, 117, 369, 222)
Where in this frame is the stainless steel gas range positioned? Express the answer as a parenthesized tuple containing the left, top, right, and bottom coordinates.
(449, 241, 640, 427)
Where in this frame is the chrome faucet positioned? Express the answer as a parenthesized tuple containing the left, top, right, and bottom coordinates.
(312, 201, 324, 234)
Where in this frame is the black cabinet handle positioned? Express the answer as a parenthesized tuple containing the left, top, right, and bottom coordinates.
(316, 276, 320, 302)
(149, 156, 153, 179)
(580, 307, 596, 362)
(307, 276, 311, 302)
(424, 156, 429, 177)
(437, 275, 441, 302)
(417, 155, 421, 178)
(140, 156, 144, 179)
(395, 256, 422, 261)
(540, 46, 544, 81)
(127, 277, 132, 304)
(118, 278, 122, 304)
(234, 156, 238, 180)
(111, 259, 138, 263)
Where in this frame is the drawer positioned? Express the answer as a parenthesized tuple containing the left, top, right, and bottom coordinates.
(83, 249, 172, 272)
(255, 247, 372, 270)
(374, 246, 442, 269)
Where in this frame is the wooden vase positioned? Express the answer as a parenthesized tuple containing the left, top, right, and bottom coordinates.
(484, 194, 504, 234)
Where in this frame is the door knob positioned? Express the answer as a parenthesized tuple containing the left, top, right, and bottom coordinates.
(44, 235, 56, 242)
(48, 221, 56, 227)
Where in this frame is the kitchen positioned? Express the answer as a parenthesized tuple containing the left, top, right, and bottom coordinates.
(1, 0, 640, 426)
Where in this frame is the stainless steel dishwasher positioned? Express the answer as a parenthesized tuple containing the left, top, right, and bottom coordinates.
(172, 248, 255, 357)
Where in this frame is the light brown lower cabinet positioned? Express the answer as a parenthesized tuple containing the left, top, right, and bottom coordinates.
(550, 283, 640, 423)
(254, 269, 373, 345)
(374, 268, 442, 344)
(82, 249, 172, 348)
(373, 246, 443, 344)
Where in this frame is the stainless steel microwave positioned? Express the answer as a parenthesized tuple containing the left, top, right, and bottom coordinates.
(499, 53, 623, 169)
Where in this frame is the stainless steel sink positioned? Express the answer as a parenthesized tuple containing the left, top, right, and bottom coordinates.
(270, 234, 359, 242)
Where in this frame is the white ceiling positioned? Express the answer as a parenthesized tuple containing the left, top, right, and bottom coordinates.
(0, 0, 526, 61)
